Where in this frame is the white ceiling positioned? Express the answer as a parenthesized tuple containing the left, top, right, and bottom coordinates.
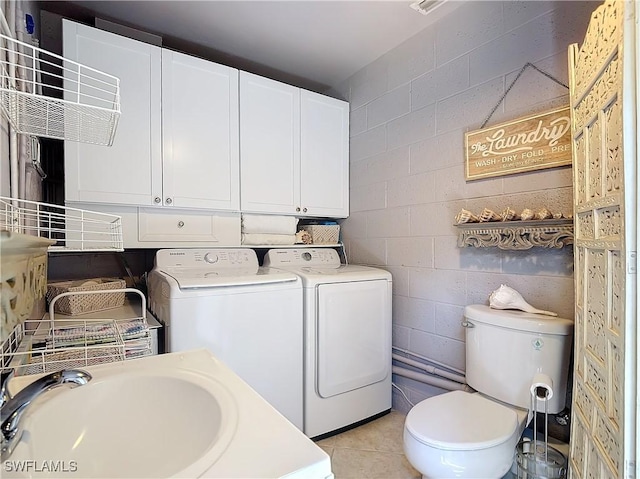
(53, 0, 461, 92)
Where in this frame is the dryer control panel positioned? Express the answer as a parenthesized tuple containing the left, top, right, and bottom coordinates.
(263, 248, 340, 267)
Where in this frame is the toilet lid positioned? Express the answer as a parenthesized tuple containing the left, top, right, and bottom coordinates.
(405, 390, 518, 451)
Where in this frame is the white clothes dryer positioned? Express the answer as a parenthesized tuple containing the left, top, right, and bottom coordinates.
(263, 248, 392, 438)
(148, 248, 303, 430)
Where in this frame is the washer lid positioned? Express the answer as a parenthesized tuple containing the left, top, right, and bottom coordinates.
(159, 267, 298, 289)
(405, 391, 518, 451)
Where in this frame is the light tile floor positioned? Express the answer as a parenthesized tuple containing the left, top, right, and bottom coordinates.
(315, 410, 570, 479)
(315, 410, 421, 479)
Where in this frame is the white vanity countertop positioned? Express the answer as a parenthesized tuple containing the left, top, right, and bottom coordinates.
(8, 349, 333, 479)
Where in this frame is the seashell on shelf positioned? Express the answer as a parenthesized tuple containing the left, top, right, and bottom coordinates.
(489, 284, 557, 316)
(520, 208, 535, 221)
(535, 207, 553, 220)
(479, 208, 501, 222)
(500, 207, 517, 222)
(455, 209, 479, 224)
(295, 230, 312, 244)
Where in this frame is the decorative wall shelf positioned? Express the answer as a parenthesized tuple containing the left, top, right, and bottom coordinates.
(455, 219, 574, 250)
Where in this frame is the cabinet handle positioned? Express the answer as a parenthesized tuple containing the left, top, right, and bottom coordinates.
(296, 207, 301, 212)
(303, 207, 308, 213)
(177, 221, 185, 228)
(165, 197, 173, 205)
(154, 197, 161, 204)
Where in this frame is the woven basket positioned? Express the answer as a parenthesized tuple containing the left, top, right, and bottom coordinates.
(300, 225, 340, 244)
(47, 278, 126, 316)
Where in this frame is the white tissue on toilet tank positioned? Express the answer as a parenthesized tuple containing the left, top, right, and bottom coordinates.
(463, 305, 573, 414)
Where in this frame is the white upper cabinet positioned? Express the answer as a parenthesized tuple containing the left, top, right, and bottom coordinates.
(161, 50, 239, 210)
(63, 21, 240, 212)
(64, 20, 348, 224)
(240, 72, 349, 218)
(300, 90, 349, 218)
(240, 72, 300, 214)
(63, 19, 162, 206)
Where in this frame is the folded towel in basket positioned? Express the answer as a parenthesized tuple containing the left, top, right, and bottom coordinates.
(241, 214, 298, 235)
(241, 233, 297, 245)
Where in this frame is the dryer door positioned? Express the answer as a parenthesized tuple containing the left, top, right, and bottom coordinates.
(316, 279, 391, 398)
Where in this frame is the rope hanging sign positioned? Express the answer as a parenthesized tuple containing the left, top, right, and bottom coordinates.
(464, 63, 572, 181)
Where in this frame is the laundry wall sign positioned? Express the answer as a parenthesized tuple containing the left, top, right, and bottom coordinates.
(464, 106, 572, 181)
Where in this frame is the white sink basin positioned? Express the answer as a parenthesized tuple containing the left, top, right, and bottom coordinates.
(5, 350, 332, 479)
(7, 366, 238, 478)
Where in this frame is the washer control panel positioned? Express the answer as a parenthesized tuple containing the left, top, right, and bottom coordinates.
(155, 248, 258, 269)
(263, 248, 341, 267)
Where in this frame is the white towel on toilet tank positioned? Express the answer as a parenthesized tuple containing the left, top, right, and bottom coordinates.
(241, 214, 299, 235)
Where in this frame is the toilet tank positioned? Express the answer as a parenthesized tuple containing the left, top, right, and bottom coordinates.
(464, 305, 573, 414)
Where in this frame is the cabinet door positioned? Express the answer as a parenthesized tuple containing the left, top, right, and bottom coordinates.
(300, 91, 349, 218)
(162, 50, 239, 210)
(240, 72, 300, 214)
(63, 20, 162, 206)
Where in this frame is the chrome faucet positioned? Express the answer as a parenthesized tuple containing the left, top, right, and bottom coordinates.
(0, 368, 92, 460)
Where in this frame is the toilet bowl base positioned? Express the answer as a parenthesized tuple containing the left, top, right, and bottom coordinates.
(404, 427, 520, 479)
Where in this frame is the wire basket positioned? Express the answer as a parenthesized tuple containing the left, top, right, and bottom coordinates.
(0, 289, 152, 376)
(0, 33, 120, 145)
(0, 196, 123, 252)
(10, 317, 151, 376)
(18, 336, 127, 376)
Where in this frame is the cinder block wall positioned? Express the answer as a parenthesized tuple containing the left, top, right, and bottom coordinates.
(331, 1, 599, 411)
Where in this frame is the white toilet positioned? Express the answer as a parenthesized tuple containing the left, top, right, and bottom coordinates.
(403, 304, 573, 479)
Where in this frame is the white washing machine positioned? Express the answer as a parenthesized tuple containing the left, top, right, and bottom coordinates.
(263, 248, 392, 438)
(147, 248, 303, 430)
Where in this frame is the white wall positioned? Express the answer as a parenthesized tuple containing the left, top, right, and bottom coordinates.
(332, 0, 599, 411)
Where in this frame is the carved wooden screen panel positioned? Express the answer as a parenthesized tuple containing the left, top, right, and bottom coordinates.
(568, 1, 635, 478)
